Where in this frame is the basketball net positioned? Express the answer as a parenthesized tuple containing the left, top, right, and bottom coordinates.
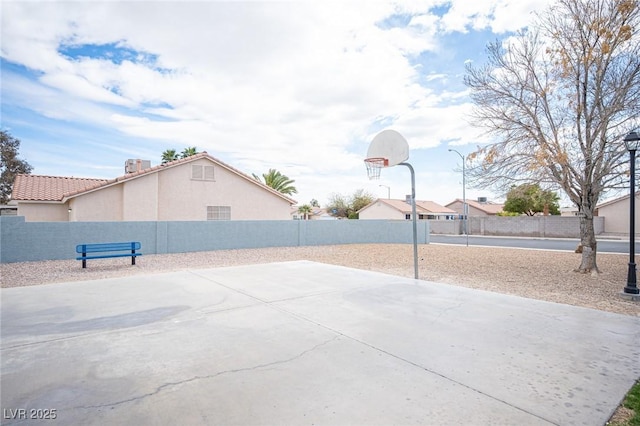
(364, 157, 388, 180)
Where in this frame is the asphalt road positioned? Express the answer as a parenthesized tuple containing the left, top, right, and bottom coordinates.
(429, 234, 636, 254)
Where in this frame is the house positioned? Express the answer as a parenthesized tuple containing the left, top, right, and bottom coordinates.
(11, 152, 296, 222)
(595, 192, 640, 234)
(291, 207, 337, 220)
(560, 206, 580, 216)
(0, 204, 18, 216)
(445, 197, 504, 217)
(358, 197, 457, 220)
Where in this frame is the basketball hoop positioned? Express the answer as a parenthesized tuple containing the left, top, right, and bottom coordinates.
(364, 157, 388, 180)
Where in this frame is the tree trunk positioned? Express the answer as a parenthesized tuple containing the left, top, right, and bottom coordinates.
(577, 214, 599, 274)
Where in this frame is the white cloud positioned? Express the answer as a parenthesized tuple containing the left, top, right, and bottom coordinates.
(440, 0, 552, 34)
(1, 0, 551, 205)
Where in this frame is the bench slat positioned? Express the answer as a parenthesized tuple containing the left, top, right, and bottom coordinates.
(76, 253, 142, 261)
(76, 242, 141, 253)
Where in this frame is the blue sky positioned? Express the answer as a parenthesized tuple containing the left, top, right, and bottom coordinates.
(1, 0, 553, 206)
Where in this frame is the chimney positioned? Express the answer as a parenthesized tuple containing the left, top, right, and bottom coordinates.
(125, 159, 151, 174)
(477, 196, 487, 203)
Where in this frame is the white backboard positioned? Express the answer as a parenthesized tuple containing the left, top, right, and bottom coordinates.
(366, 129, 409, 167)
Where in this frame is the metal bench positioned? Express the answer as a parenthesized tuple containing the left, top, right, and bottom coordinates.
(76, 242, 142, 269)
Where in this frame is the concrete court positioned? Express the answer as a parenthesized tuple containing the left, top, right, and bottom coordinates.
(1, 261, 639, 426)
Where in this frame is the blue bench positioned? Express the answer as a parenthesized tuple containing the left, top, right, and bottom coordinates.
(76, 242, 142, 269)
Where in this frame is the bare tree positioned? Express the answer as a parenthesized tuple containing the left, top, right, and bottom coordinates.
(464, 0, 640, 273)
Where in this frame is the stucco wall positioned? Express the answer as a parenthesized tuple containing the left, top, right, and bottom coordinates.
(358, 201, 405, 220)
(71, 185, 123, 221)
(18, 203, 68, 222)
(123, 172, 158, 221)
(446, 200, 464, 216)
(155, 159, 291, 221)
(597, 194, 640, 234)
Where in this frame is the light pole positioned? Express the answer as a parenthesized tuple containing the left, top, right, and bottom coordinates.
(623, 131, 640, 295)
(448, 149, 468, 247)
(379, 184, 390, 199)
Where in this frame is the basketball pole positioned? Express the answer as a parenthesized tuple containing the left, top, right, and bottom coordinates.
(400, 162, 419, 279)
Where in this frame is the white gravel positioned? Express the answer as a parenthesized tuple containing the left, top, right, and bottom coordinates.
(1, 243, 638, 317)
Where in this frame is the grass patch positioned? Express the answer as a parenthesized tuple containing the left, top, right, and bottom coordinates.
(608, 380, 640, 426)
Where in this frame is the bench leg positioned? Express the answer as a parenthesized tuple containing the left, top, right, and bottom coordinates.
(132, 249, 136, 265)
(82, 252, 87, 269)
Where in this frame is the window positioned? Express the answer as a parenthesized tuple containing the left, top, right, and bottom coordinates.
(192, 165, 215, 181)
(207, 206, 230, 220)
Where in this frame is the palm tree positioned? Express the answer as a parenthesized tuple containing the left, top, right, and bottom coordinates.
(181, 147, 197, 158)
(161, 149, 179, 164)
(297, 204, 312, 220)
(253, 169, 297, 195)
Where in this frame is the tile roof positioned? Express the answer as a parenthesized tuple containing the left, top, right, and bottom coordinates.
(360, 198, 456, 214)
(11, 152, 297, 204)
(11, 175, 108, 201)
(415, 200, 457, 214)
(446, 198, 504, 214)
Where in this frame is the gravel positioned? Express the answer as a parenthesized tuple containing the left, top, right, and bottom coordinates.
(1, 243, 638, 317)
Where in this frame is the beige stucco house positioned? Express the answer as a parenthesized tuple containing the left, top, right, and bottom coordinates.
(445, 198, 504, 216)
(11, 153, 296, 222)
(595, 192, 640, 234)
(358, 198, 456, 220)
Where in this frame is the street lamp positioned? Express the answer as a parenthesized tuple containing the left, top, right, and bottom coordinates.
(379, 184, 390, 199)
(449, 149, 468, 247)
(623, 131, 640, 295)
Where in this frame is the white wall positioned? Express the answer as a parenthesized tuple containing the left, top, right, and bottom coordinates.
(123, 172, 159, 221)
(18, 202, 68, 222)
(359, 201, 406, 220)
(155, 159, 292, 221)
(72, 186, 123, 221)
(598, 194, 640, 234)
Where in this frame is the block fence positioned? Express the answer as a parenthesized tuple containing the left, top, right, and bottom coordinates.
(428, 216, 604, 237)
(0, 217, 430, 263)
(468, 216, 604, 238)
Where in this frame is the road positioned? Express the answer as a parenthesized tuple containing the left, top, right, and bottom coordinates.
(429, 234, 636, 254)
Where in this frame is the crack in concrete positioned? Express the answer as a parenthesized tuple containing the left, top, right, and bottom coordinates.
(73, 335, 340, 410)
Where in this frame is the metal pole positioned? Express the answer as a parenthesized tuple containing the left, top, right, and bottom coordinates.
(400, 162, 419, 279)
(462, 156, 468, 247)
(449, 149, 468, 246)
(625, 148, 639, 294)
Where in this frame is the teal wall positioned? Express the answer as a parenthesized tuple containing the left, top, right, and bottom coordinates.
(0, 217, 429, 263)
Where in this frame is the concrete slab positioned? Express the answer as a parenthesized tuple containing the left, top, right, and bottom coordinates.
(2, 261, 639, 425)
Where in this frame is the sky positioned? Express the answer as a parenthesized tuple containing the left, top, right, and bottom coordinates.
(1, 0, 554, 207)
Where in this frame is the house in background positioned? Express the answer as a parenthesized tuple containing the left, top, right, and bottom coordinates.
(291, 207, 337, 220)
(445, 197, 504, 217)
(358, 197, 456, 220)
(560, 206, 580, 216)
(0, 204, 18, 216)
(595, 192, 640, 234)
(11, 152, 296, 222)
